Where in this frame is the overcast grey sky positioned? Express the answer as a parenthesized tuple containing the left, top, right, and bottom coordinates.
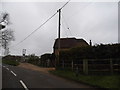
(0, 1, 118, 56)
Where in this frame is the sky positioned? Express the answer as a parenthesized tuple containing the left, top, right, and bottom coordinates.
(0, 0, 118, 56)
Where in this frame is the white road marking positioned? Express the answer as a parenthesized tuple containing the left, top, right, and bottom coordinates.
(11, 70, 17, 76)
(20, 80, 29, 90)
(6, 68, 9, 70)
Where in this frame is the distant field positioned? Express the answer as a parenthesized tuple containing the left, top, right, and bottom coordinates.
(50, 70, 120, 89)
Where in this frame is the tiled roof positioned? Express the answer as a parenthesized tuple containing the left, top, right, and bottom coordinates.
(53, 37, 89, 49)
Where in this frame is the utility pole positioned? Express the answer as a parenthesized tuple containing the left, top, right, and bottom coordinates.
(56, 0, 70, 68)
(57, 9, 61, 67)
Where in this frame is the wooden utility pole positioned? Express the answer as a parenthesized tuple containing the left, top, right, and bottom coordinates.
(57, 9, 61, 67)
(56, 0, 70, 68)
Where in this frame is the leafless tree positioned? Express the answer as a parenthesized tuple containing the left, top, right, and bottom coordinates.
(0, 13, 15, 55)
(0, 12, 10, 25)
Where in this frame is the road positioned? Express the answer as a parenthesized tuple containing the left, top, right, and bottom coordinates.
(2, 66, 23, 89)
(2, 64, 98, 89)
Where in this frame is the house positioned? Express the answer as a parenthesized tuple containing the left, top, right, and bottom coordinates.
(53, 37, 89, 55)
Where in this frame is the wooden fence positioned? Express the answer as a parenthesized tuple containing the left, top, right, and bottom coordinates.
(59, 59, 120, 75)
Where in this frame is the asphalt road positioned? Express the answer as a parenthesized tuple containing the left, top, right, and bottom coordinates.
(2, 64, 98, 89)
(2, 66, 23, 89)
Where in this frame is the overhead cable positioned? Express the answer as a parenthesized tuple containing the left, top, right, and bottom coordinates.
(10, 12, 58, 48)
(10, 0, 70, 48)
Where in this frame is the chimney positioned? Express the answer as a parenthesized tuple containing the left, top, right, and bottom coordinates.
(90, 40, 92, 46)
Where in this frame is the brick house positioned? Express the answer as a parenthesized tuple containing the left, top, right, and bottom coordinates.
(53, 37, 89, 56)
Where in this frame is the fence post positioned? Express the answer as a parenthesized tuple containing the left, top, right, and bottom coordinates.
(83, 59, 88, 75)
(110, 59, 113, 75)
(71, 60, 73, 71)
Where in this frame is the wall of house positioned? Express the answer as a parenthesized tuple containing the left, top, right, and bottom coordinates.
(54, 48, 69, 56)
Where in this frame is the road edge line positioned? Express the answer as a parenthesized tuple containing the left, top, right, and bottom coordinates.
(19, 80, 29, 90)
(11, 70, 17, 76)
(6, 68, 9, 70)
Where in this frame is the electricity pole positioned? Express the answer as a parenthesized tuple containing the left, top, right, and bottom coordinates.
(57, 9, 61, 66)
(56, 0, 70, 68)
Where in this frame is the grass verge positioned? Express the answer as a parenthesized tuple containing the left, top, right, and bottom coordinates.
(50, 70, 120, 89)
(2, 60, 19, 66)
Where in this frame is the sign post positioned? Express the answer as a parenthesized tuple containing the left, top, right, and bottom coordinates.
(22, 49, 26, 62)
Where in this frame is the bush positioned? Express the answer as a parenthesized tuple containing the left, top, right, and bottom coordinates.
(59, 43, 120, 62)
(2, 60, 19, 66)
(27, 54, 40, 65)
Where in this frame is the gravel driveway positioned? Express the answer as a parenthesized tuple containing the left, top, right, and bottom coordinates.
(18, 63, 55, 73)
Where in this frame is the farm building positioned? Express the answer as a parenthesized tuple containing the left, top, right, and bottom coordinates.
(53, 37, 89, 56)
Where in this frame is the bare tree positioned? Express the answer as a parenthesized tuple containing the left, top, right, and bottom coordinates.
(0, 13, 15, 55)
(0, 13, 10, 25)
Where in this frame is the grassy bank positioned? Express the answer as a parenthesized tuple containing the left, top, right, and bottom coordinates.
(2, 60, 19, 66)
(50, 70, 120, 89)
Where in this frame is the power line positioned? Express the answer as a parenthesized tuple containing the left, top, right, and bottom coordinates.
(60, 0, 71, 10)
(10, 0, 70, 49)
(62, 14, 73, 36)
(62, 20, 68, 37)
(10, 11, 58, 48)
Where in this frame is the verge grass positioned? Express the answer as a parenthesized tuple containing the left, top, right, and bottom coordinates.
(50, 70, 120, 89)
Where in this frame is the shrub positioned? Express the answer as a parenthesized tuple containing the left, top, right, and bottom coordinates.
(59, 43, 120, 62)
(2, 59, 19, 66)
